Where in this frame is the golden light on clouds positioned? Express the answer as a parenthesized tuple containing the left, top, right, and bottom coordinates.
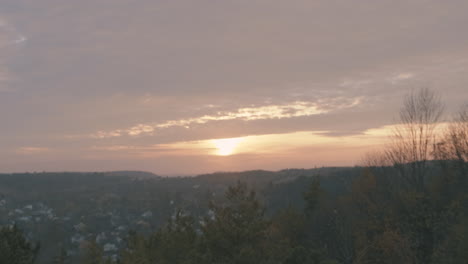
(90, 122, 454, 160)
(211, 138, 245, 156)
(156, 128, 391, 158)
(68, 122, 460, 174)
(91, 101, 327, 138)
(91, 127, 393, 159)
(88, 98, 362, 139)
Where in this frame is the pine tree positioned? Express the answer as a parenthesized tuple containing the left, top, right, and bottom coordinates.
(0, 225, 40, 264)
(200, 182, 270, 264)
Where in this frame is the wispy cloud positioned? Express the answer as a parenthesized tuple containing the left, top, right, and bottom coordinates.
(340, 79, 373, 89)
(16, 147, 51, 155)
(13, 35, 27, 45)
(0, 16, 26, 47)
(0, 15, 24, 92)
(389, 73, 414, 84)
(90, 99, 361, 139)
(87, 125, 395, 159)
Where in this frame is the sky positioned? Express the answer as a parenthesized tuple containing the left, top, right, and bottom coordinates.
(0, 0, 467, 175)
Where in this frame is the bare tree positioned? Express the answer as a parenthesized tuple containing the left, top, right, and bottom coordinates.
(434, 104, 468, 162)
(434, 104, 468, 182)
(385, 88, 444, 190)
(360, 150, 390, 168)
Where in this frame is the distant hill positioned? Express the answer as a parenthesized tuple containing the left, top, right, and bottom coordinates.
(0, 167, 360, 264)
(102, 171, 160, 179)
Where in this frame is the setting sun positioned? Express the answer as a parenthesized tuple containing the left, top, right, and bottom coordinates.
(211, 138, 244, 156)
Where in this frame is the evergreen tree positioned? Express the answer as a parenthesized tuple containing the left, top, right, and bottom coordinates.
(200, 182, 270, 264)
(0, 225, 40, 264)
(120, 211, 198, 264)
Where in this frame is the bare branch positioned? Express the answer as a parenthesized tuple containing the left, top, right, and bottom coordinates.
(386, 88, 444, 190)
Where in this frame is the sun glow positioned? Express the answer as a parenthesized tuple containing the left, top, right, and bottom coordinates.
(211, 138, 244, 156)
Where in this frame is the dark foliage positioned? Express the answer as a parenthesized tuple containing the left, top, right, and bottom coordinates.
(0, 225, 39, 264)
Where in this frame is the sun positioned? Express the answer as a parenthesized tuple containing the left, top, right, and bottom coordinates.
(211, 138, 244, 156)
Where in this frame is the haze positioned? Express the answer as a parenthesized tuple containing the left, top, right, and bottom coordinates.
(1, 0, 467, 174)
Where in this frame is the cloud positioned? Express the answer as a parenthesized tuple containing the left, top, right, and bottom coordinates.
(340, 79, 373, 89)
(90, 98, 361, 138)
(13, 35, 27, 45)
(0, 16, 26, 47)
(0, 15, 24, 93)
(16, 147, 51, 155)
(389, 73, 415, 84)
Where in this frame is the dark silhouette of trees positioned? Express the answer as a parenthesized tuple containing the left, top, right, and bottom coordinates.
(435, 104, 468, 180)
(386, 88, 444, 190)
(200, 182, 270, 264)
(119, 211, 198, 264)
(0, 225, 40, 264)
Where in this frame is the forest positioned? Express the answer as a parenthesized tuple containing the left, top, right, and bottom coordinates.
(1, 89, 467, 264)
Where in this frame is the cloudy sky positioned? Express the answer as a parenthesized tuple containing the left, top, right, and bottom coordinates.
(1, 0, 467, 175)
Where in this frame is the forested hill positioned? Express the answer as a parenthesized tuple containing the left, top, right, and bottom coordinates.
(0, 167, 356, 263)
(1, 161, 467, 264)
(0, 167, 354, 201)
